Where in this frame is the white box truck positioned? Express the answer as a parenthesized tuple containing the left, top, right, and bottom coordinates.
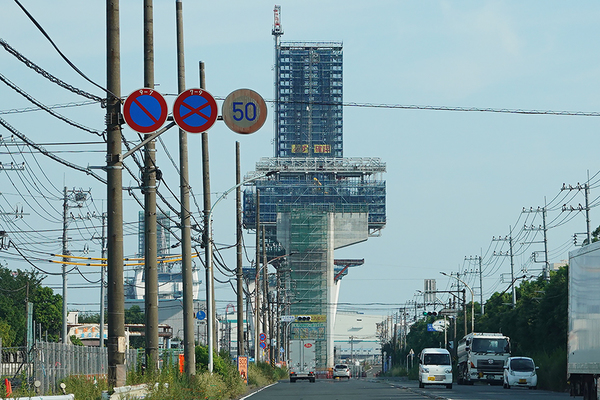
(457, 332, 511, 385)
(288, 339, 316, 383)
(568, 241, 600, 399)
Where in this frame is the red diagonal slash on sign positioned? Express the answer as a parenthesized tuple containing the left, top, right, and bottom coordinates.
(181, 101, 210, 120)
(132, 98, 159, 123)
(123, 88, 168, 133)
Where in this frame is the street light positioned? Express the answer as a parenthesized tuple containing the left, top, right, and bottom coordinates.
(440, 272, 474, 334)
(205, 170, 277, 373)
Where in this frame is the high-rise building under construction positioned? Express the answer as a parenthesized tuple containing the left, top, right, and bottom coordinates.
(243, 6, 386, 369)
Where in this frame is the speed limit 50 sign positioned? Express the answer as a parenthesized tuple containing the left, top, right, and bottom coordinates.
(222, 89, 267, 134)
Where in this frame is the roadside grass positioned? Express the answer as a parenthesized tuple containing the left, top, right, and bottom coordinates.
(56, 347, 287, 399)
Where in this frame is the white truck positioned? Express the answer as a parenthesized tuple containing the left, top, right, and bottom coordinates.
(568, 241, 600, 399)
(457, 332, 511, 385)
(288, 339, 316, 383)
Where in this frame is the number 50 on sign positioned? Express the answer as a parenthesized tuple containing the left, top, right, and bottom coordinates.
(222, 89, 267, 134)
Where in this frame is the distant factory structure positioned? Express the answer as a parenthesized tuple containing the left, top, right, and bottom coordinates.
(242, 6, 386, 369)
(125, 212, 204, 346)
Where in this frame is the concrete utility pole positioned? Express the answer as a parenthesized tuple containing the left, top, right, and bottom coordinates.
(492, 228, 516, 307)
(143, 0, 159, 372)
(200, 60, 218, 357)
(100, 212, 107, 349)
(236, 142, 245, 358)
(464, 255, 484, 315)
(441, 272, 474, 335)
(62, 187, 92, 344)
(542, 203, 549, 282)
(62, 187, 69, 344)
(176, 0, 196, 377)
(262, 226, 267, 349)
(508, 231, 515, 306)
(522, 205, 550, 281)
(254, 190, 260, 362)
(106, 0, 126, 387)
(561, 180, 592, 245)
(199, 60, 216, 373)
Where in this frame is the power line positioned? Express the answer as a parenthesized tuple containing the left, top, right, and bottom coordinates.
(0, 100, 99, 115)
(0, 116, 106, 184)
(0, 38, 104, 104)
(11, 2, 114, 101)
(0, 72, 104, 137)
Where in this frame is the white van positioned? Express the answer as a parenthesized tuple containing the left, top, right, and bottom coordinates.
(418, 348, 453, 389)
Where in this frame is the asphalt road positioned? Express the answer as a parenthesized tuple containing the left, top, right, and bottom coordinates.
(398, 378, 571, 400)
(242, 377, 573, 400)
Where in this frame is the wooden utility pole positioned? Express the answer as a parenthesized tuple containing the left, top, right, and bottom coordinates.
(106, 0, 126, 387)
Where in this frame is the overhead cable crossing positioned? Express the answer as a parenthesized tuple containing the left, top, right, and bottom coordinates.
(0, 72, 104, 137)
(2, 95, 599, 119)
(271, 99, 600, 117)
(0, 116, 106, 184)
(0, 38, 104, 105)
(0, 100, 99, 115)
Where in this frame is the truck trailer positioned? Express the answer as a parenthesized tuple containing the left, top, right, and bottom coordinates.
(288, 339, 316, 383)
(456, 332, 511, 385)
(568, 241, 600, 399)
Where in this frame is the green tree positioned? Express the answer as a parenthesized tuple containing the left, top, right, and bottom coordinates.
(125, 305, 145, 348)
(391, 266, 569, 390)
(0, 266, 62, 346)
(32, 286, 62, 342)
(78, 312, 100, 324)
(125, 305, 145, 324)
(0, 319, 15, 347)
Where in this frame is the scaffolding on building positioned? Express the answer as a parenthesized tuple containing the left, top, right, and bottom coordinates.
(283, 206, 329, 369)
(240, 8, 387, 369)
(243, 157, 386, 235)
(275, 41, 344, 158)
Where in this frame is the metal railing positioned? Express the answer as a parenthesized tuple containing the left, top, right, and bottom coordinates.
(1, 342, 139, 395)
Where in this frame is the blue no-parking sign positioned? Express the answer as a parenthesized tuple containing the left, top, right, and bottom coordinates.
(173, 89, 218, 133)
(123, 88, 168, 133)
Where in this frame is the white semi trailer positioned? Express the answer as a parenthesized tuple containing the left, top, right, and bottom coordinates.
(568, 241, 600, 399)
(288, 339, 316, 383)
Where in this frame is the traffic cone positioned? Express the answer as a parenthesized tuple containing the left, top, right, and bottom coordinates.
(5, 378, 12, 397)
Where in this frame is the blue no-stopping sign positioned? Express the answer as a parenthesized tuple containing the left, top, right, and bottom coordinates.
(173, 89, 218, 133)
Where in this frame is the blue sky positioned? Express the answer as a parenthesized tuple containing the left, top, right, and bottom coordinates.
(1, 1, 599, 317)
